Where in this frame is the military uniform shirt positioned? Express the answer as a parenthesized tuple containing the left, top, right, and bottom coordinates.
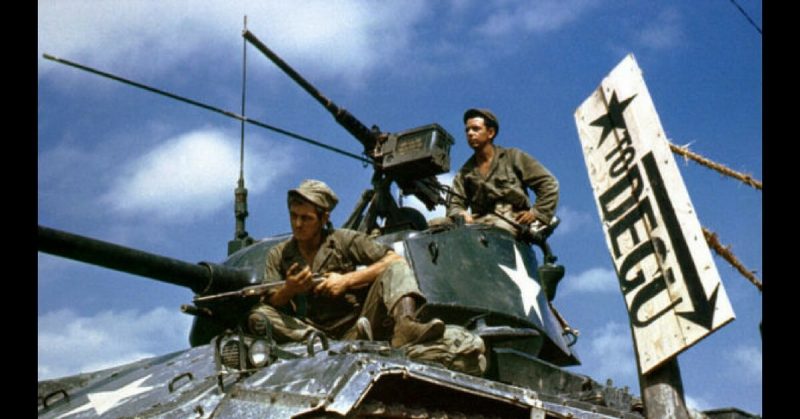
(263, 228, 391, 328)
(447, 145, 559, 224)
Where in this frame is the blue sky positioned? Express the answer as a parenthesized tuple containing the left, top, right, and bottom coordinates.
(38, 1, 762, 415)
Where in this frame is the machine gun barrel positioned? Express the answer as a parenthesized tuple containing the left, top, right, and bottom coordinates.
(243, 30, 379, 156)
(38, 225, 254, 295)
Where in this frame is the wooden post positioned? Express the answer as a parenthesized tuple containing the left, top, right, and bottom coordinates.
(641, 358, 690, 419)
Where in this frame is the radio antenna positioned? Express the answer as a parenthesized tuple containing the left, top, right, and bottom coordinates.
(229, 15, 254, 255)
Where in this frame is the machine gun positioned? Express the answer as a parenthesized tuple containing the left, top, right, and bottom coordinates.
(243, 30, 455, 233)
(241, 33, 568, 304)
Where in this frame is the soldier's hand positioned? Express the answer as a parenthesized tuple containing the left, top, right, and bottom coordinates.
(284, 263, 314, 295)
(515, 210, 536, 225)
(314, 272, 349, 298)
(463, 211, 475, 224)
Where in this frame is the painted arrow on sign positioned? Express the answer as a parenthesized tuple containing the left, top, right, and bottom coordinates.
(641, 152, 719, 330)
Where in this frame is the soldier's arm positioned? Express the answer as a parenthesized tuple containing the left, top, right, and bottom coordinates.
(263, 247, 313, 308)
(314, 251, 403, 298)
(268, 263, 316, 307)
(515, 150, 559, 224)
(446, 172, 473, 222)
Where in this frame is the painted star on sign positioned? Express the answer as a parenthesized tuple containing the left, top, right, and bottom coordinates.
(590, 91, 636, 148)
(57, 374, 154, 418)
(498, 246, 543, 323)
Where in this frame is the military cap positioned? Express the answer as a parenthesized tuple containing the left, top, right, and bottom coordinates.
(463, 108, 499, 134)
(289, 179, 339, 211)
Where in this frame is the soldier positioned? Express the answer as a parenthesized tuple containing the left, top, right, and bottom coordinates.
(247, 179, 446, 348)
(447, 108, 560, 238)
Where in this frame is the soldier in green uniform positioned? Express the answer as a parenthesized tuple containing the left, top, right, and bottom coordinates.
(248, 179, 446, 348)
(447, 108, 559, 238)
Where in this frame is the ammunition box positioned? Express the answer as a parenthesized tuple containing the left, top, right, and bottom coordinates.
(381, 123, 454, 181)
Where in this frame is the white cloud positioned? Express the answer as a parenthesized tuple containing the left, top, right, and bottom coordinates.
(637, 8, 683, 50)
(727, 345, 762, 383)
(38, 0, 220, 78)
(477, 0, 596, 39)
(685, 395, 712, 413)
(561, 266, 618, 296)
(577, 321, 637, 383)
(37, 0, 606, 86)
(38, 0, 427, 85)
(101, 129, 290, 222)
(38, 307, 193, 380)
(554, 206, 592, 235)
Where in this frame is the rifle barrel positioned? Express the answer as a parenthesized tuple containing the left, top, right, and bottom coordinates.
(193, 276, 325, 303)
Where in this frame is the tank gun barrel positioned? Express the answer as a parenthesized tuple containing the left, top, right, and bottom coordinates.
(38, 225, 254, 294)
(243, 30, 379, 157)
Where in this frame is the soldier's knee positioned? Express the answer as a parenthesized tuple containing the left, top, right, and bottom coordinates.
(385, 259, 412, 277)
(247, 309, 272, 336)
(250, 303, 280, 317)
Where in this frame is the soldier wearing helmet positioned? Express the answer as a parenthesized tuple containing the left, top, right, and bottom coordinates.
(248, 179, 446, 348)
(447, 108, 559, 237)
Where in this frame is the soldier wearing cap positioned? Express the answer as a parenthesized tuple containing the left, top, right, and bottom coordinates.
(447, 108, 559, 237)
(247, 179, 446, 348)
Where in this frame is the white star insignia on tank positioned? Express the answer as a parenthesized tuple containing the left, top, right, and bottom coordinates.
(57, 374, 154, 418)
(498, 246, 543, 323)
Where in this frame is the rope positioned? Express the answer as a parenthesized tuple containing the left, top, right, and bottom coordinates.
(669, 142, 762, 190)
(702, 227, 762, 291)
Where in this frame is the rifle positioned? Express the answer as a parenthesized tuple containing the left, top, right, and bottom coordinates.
(194, 276, 325, 303)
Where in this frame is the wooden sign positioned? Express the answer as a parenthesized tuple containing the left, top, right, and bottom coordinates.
(574, 54, 735, 374)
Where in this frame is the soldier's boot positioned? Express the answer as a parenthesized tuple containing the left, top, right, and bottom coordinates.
(356, 317, 373, 341)
(391, 296, 445, 348)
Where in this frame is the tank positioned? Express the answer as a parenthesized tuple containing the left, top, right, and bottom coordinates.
(37, 29, 759, 419)
(37, 221, 635, 418)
